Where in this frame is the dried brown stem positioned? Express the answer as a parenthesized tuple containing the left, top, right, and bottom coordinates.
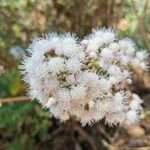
(96, 124, 113, 143)
(0, 96, 30, 104)
(71, 124, 97, 150)
(131, 0, 150, 51)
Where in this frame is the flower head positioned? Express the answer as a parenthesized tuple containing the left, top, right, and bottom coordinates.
(20, 28, 148, 126)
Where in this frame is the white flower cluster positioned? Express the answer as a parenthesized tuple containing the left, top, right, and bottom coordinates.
(20, 28, 148, 126)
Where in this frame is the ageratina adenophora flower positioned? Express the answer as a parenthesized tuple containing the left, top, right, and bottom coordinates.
(20, 28, 148, 126)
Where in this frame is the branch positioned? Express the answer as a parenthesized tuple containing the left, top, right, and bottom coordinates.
(71, 124, 97, 150)
(96, 124, 113, 143)
(0, 96, 30, 104)
(131, 1, 150, 51)
(142, 0, 148, 15)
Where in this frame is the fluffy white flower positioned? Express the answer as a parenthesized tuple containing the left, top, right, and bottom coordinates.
(89, 51, 97, 59)
(21, 28, 147, 126)
(77, 71, 99, 88)
(66, 74, 75, 84)
(105, 112, 126, 125)
(119, 38, 135, 52)
(71, 85, 87, 100)
(82, 28, 116, 52)
(66, 58, 82, 73)
(48, 57, 65, 74)
(99, 78, 112, 91)
(44, 97, 56, 108)
(126, 78, 132, 84)
(119, 54, 130, 65)
(50, 103, 70, 121)
(136, 51, 148, 61)
(100, 48, 114, 62)
(55, 49, 63, 56)
(98, 59, 108, 69)
(92, 28, 116, 44)
(57, 88, 71, 102)
(108, 65, 121, 76)
(109, 42, 120, 52)
(77, 51, 86, 61)
(109, 76, 118, 84)
(43, 76, 59, 91)
(113, 91, 125, 102)
(130, 94, 143, 110)
(126, 110, 139, 125)
(88, 100, 95, 109)
(86, 39, 100, 52)
(61, 34, 80, 57)
(139, 62, 148, 70)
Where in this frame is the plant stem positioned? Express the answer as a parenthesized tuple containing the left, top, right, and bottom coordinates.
(0, 96, 30, 104)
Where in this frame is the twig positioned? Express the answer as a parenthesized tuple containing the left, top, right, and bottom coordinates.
(131, 1, 150, 51)
(71, 124, 97, 150)
(142, 0, 148, 15)
(0, 96, 30, 104)
(50, 126, 64, 137)
(96, 124, 113, 143)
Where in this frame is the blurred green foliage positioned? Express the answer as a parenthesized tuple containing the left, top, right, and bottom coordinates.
(0, 0, 150, 149)
(0, 101, 51, 150)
